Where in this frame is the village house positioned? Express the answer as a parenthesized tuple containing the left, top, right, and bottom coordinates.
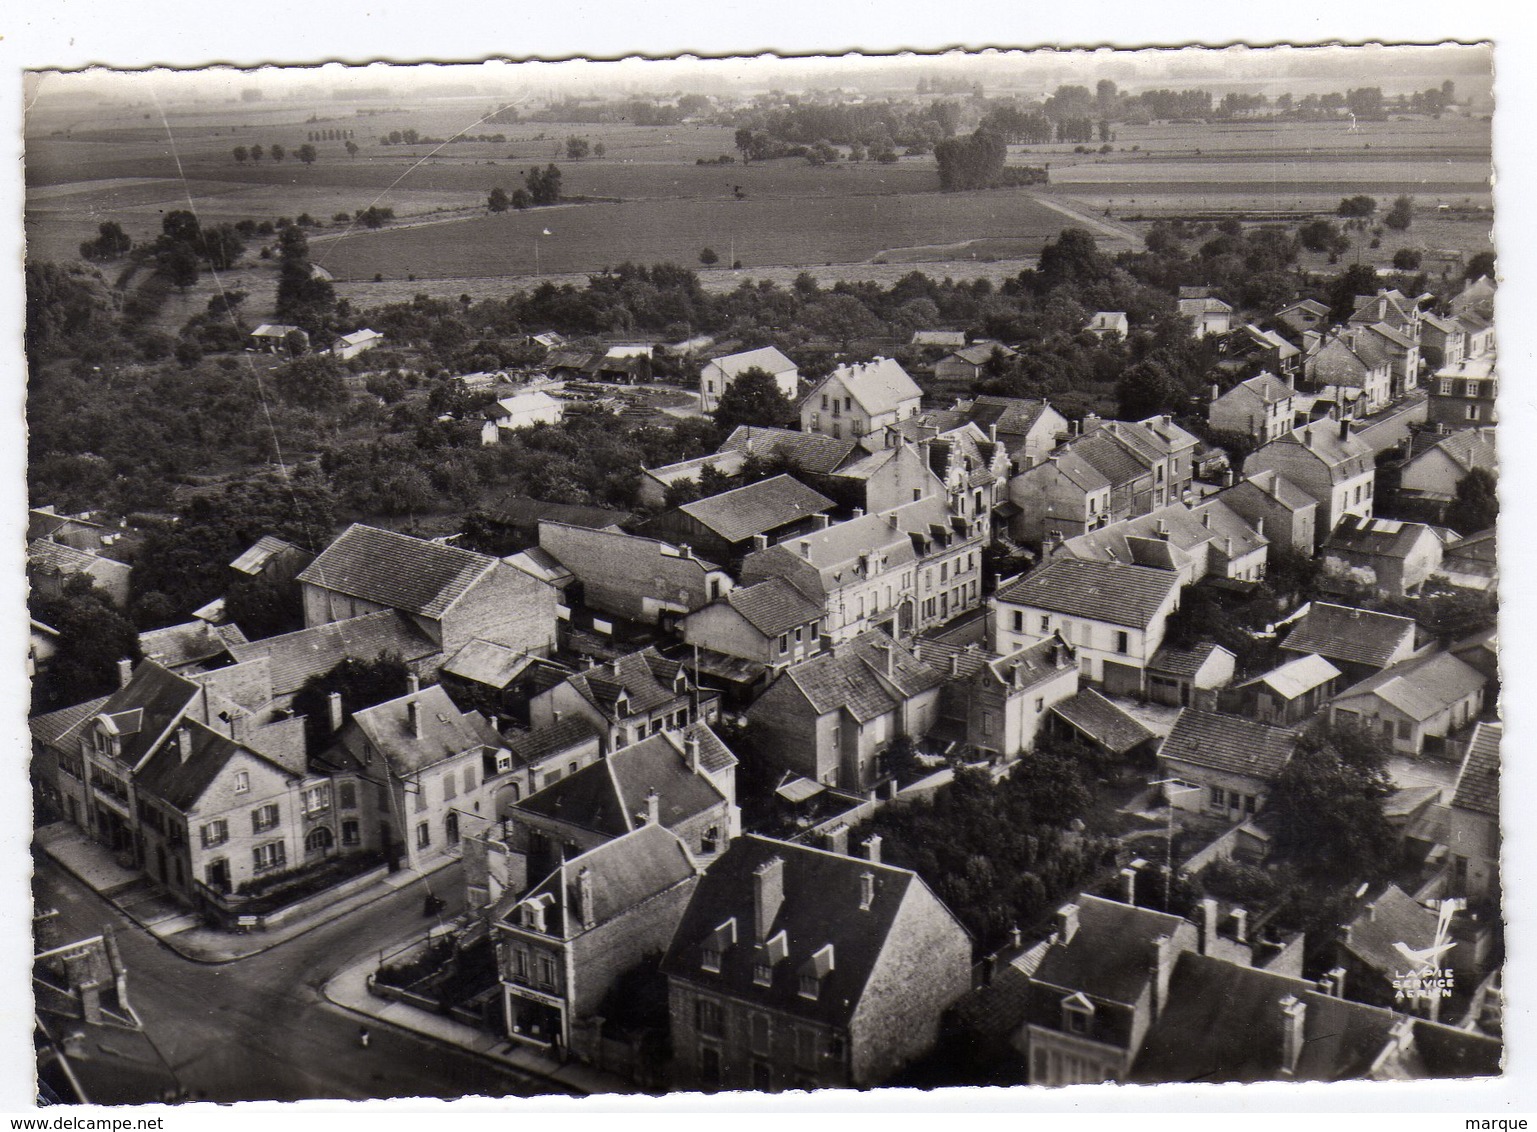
(249, 323, 308, 355)
(948, 395, 1070, 468)
(1177, 293, 1234, 338)
(1230, 325, 1302, 381)
(1304, 328, 1395, 410)
(1333, 886, 1467, 1021)
(917, 636, 1080, 762)
(480, 389, 565, 444)
(1450, 275, 1496, 322)
(1440, 529, 1497, 592)
(1207, 372, 1296, 445)
(746, 630, 942, 793)
(1349, 288, 1426, 343)
(1444, 721, 1499, 906)
(298, 524, 558, 661)
(529, 648, 714, 754)
(436, 641, 569, 725)
(1328, 651, 1486, 758)
(1428, 356, 1498, 430)
(1086, 311, 1130, 339)
(933, 340, 1018, 385)
(799, 357, 922, 446)
(886, 419, 1011, 529)
(136, 620, 247, 676)
(1156, 709, 1299, 822)
(1048, 499, 1269, 587)
(321, 681, 507, 871)
(1242, 419, 1375, 536)
(331, 328, 383, 360)
(699, 346, 799, 414)
(909, 329, 967, 351)
(225, 610, 440, 707)
(1279, 602, 1421, 687)
(1354, 320, 1423, 398)
(480, 715, 605, 818)
(537, 521, 731, 629)
(681, 576, 825, 672)
(495, 822, 702, 1056)
(1418, 313, 1466, 372)
(1457, 311, 1495, 359)
(1273, 298, 1330, 340)
(29, 506, 110, 552)
(1047, 689, 1156, 759)
(28, 539, 133, 608)
(639, 475, 836, 566)
(661, 834, 972, 1092)
(1319, 516, 1447, 597)
(1215, 469, 1319, 555)
(1400, 428, 1496, 508)
(230, 535, 314, 586)
(1238, 654, 1342, 727)
(993, 558, 1184, 697)
(470, 496, 632, 554)
(1006, 449, 1114, 545)
(1145, 643, 1236, 710)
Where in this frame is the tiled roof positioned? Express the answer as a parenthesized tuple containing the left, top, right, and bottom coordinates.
(965, 395, 1055, 439)
(441, 638, 533, 689)
(1159, 709, 1297, 780)
(1242, 653, 1341, 700)
(1150, 642, 1231, 679)
(515, 731, 727, 837)
(995, 558, 1181, 630)
(1339, 885, 1440, 976)
(1237, 325, 1300, 359)
(135, 720, 295, 812)
(949, 342, 1018, 366)
(90, 662, 202, 770)
(505, 822, 699, 934)
(230, 535, 305, 575)
(1178, 297, 1232, 316)
(28, 539, 128, 578)
(1333, 652, 1485, 723)
(502, 715, 602, 767)
(1066, 431, 1149, 490)
(680, 720, 739, 774)
(1226, 372, 1293, 405)
(725, 577, 823, 637)
(563, 649, 689, 718)
(914, 639, 998, 680)
(1253, 420, 1375, 479)
(1452, 722, 1499, 817)
(1230, 470, 1316, 512)
(298, 524, 498, 619)
(481, 496, 632, 531)
(1322, 515, 1439, 562)
(227, 611, 438, 697)
(1280, 602, 1416, 670)
(708, 345, 797, 377)
(29, 696, 111, 751)
(1032, 449, 1111, 493)
(1032, 894, 1187, 1006)
(1049, 690, 1154, 755)
(1408, 428, 1497, 476)
(782, 631, 941, 722)
(137, 621, 246, 671)
(351, 684, 502, 776)
(677, 475, 833, 544)
(659, 834, 926, 1027)
(718, 425, 859, 475)
(740, 511, 916, 595)
(816, 357, 922, 417)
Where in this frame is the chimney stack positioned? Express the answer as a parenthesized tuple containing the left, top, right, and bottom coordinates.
(1339, 417, 1350, 442)
(1326, 966, 1347, 999)
(798, 540, 812, 559)
(1280, 995, 1307, 1074)
(1211, 382, 1221, 403)
(407, 698, 423, 740)
(1201, 897, 1219, 955)
(822, 823, 849, 856)
(1256, 518, 1265, 538)
(1009, 926, 1022, 950)
(1149, 934, 1176, 1018)
(1120, 866, 1138, 905)
(1232, 907, 1248, 943)
(117, 658, 133, 689)
(328, 691, 344, 733)
(859, 871, 875, 911)
(679, 544, 692, 560)
(1224, 536, 1233, 557)
(862, 834, 882, 865)
(407, 671, 420, 694)
(753, 533, 769, 552)
(1057, 902, 1080, 945)
(753, 857, 785, 943)
(853, 507, 865, 519)
(645, 788, 661, 826)
(685, 732, 701, 771)
(576, 866, 595, 929)
(176, 725, 192, 763)
(816, 513, 831, 529)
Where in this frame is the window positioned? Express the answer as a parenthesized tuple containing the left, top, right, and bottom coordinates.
(253, 841, 286, 872)
(1209, 785, 1224, 809)
(749, 1013, 771, 1054)
(799, 973, 821, 1000)
(252, 804, 280, 833)
(753, 962, 773, 987)
(305, 826, 334, 853)
(821, 394, 828, 410)
(1035, 697, 1045, 714)
(695, 998, 723, 1038)
(752, 1062, 772, 1091)
(338, 781, 357, 810)
(701, 944, 722, 974)
(1012, 611, 1024, 633)
(537, 954, 558, 989)
(913, 488, 923, 502)
(233, 771, 250, 794)
(795, 1028, 818, 1069)
(303, 785, 330, 817)
(940, 561, 948, 582)
(700, 1045, 722, 1086)
(1063, 998, 1094, 1035)
(201, 819, 228, 848)
(342, 819, 361, 846)
(413, 784, 427, 813)
(1396, 719, 1413, 741)
(1466, 405, 1481, 421)
(416, 822, 431, 849)
(981, 713, 995, 737)
(778, 633, 790, 654)
(445, 811, 460, 844)
(1115, 631, 1130, 655)
(1039, 615, 1050, 633)
(441, 772, 457, 803)
(1465, 380, 1479, 398)
(1244, 795, 1257, 815)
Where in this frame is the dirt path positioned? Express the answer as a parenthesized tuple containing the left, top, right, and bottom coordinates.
(1026, 191, 1143, 245)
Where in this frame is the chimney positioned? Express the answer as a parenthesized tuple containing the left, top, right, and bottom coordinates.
(645, 788, 661, 825)
(1201, 512, 1211, 528)
(1011, 663, 1026, 689)
(859, 870, 875, 911)
(1156, 519, 1168, 538)
(117, 658, 133, 688)
(1149, 934, 1176, 1018)
(862, 834, 882, 865)
(988, 423, 998, 443)
(1210, 382, 1221, 403)
(823, 823, 849, 856)
(176, 725, 192, 763)
(1120, 866, 1138, 905)
(753, 533, 769, 552)
(816, 513, 831, 529)
(1224, 536, 1233, 557)
(852, 507, 865, 519)
(1232, 907, 1248, 943)
(407, 698, 423, 740)
(552, 709, 562, 725)
(685, 732, 701, 771)
(1256, 518, 1265, 538)
(1201, 897, 1219, 955)
(1223, 469, 1235, 488)
(1326, 966, 1347, 999)
(872, 642, 894, 677)
(798, 540, 812, 559)
(1339, 417, 1350, 442)
(753, 857, 785, 942)
(950, 653, 961, 677)
(679, 543, 693, 560)
(1009, 926, 1022, 950)
(576, 866, 595, 929)
(407, 671, 420, 694)
(328, 691, 344, 733)
(1366, 901, 1377, 922)
(1280, 995, 1307, 1074)
(1057, 902, 1080, 944)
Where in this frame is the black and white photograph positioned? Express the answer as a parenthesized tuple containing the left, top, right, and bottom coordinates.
(8, 9, 1527, 1117)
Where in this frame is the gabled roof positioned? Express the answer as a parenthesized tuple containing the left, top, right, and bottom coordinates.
(515, 731, 726, 837)
(1339, 885, 1440, 976)
(1220, 372, 1293, 406)
(1228, 469, 1317, 512)
(1032, 894, 1186, 1006)
(561, 648, 689, 719)
(911, 330, 967, 348)
(227, 610, 438, 697)
(1281, 602, 1417, 671)
(1322, 515, 1441, 561)
(1087, 311, 1130, 333)
(948, 341, 1018, 366)
(137, 620, 247, 671)
(1407, 428, 1497, 477)
(718, 425, 860, 475)
(680, 720, 739, 775)
(29, 696, 111, 752)
(812, 357, 921, 417)
(1150, 641, 1233, 679)
(298, 524, 499, 619)
(490, 389, 563, 418)
(88, 662, 202, 771)
(28, 539, 129, 578)
(1452, 722, 1499, 817)
(1276, 298, 1329, 318)
(723, 576, 823, 637)
(135, 719, 297, 813)
(1252, 420, 1374, 479)
(1049, 689, 1155, 755)
(995, 558, 1181, 631)
(350, 684, 502, 776)
(441, 638, 534, 690)
(707, 345, 797, 377)
(1159, 709, 1297, 780)
(230, 536, 306, 575)
(502, 714, 602, 768)
(779, 630, 941, 722)
(1236, 325, 1301, 360)
(740, 511, 916, 594)
(250, 323, 302, 338)
(914, 638, 999, 681)
(1241, 653, 1342, 700)
(659, 834, 930, 1027)
(1065, 431, 1150, 490)
(677, 475, 833, 544)
(1334, 652, 1485, 723)
(1178, 296, 1232, 317)
(963, 395, 1058, 439)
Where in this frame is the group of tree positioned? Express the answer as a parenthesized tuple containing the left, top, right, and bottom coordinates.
(144, 210, 249, 291)
(934, 129, 1046, 191)
(30, 576, 141, 714)
(523, 164, 563, 207)
(78, 221, 133, 263)
(564, 136, 603, 160)
(274, 225, 337, 335)
(730, 98, 962, 157)
(305, 128, 355, 142)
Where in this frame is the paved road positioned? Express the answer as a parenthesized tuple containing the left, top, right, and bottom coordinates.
(35, 851, 571, 1104)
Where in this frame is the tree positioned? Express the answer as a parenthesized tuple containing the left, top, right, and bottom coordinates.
(157, 241, 200, 291)
(1451, 466, 1498, 535)
(1464, 251, 1496, 282)
(296, 143, 317, 166)
(565, 136, 590, 160)
(712, 367, 796, 433)
(488, 187, 510, 213)
(78, 221, 132, 262)
(30, 577, 144, 713)
(1298, 218, 1348, 255)
(803, 293, 882, 350)
(525, 164, 562, 206)
(1327, 263, 1380, 323)
(1384, 194, 1414, 231)
(1268, 720, 1397, 883)
(344, 139, 359, 158)
(1337, 195, 1377, 219)
(593, 142, 606, 159)
(1392, 248, 1423, 271)
(511, 188, 531, 210)
(292, 653, 411, 753)
(698, 247, 719, 267)
(1035, 227, 1114, 291)
(233, 145, 248, 164)
(270, 143, 286, 162)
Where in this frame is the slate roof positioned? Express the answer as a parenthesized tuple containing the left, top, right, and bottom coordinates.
(504, 822, 699, 935)
(818, 357, 921, 417)
(1178, 297, 1232, 316)
(1129, 952, 1404, 1083)
(677, 475, 834, 544)
(719, 425, 860, 475)
(350, 684, 502, 776)
(1339, 885, 1440, 977)
(780, 630, 941, 722)
(1031, 894, 1187, 1006)
(137, 621, 247, 671)
(1254, 420, 1374, 479)
(515, 731, 727, 837)
(1158, 709, 1297, 780)
(135, 720, 296, 813)
(1241, 653, 1342, 700)
(1322, 516, 1440, 562)
(964, 395, 1056, 439)
(1223, 372, 1293, 405)
(740, 511, 916, 595)
(230, 536, 306, 575)
(659, 834, 928, 1027)
(708, 345, 797, 377)
(481, 496, 633, 532)
(29, 696, 111, 752)
(298, 524, 499, 620)
(89, 662, 202, 771)
(724, 577, 823, 637)
(1333, 652, 1485, 722)
(1236, 325, 1301, 359)
(948, 341, 1018, 366)
(1452, 721, 1500, 817)
(1407, 428, 1497, 476)
(1280, 602, 1416, 670)
(1049, 689, 1155, 755)
(227, 611, 438, 697)
(1033, 449, 1112, 493)
(995, 558, 1181, 631)
(914, 639, 999, 680)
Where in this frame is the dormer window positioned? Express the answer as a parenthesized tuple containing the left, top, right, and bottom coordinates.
(702, 916, 737, 974)
(798, 942, 835, 1000)
(1061, 992, 1095, 1035)
(753, 962, 773, 987)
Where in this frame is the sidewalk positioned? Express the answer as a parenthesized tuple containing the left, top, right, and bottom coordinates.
(322, 949, 630, 1096)
(36, 822, 456, 964)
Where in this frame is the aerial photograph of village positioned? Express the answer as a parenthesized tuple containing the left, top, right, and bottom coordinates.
(21, 41, 1503, 1106)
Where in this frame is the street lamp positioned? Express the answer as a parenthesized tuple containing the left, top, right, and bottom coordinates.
(1148, 778, 1202, 911)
